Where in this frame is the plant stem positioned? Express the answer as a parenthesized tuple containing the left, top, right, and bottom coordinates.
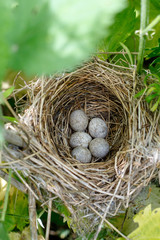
(1, 169, 12, 222)
(0, 105, 4, 150)
(142, 15, 160, 35)
(137, 0, 149, 74)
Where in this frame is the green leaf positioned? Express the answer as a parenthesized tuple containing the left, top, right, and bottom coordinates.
(149, 65, 160, 77)
(150, 0, 160, 9)
(54, 199, 70, 218)
(146, 87, 157, 95)
(150, 97, 160, 111)
(151, 57, 160, 64)
(146, 39, 160, 59)
(147, 83, 160, 90)
(128, 205, 160, 240)
(99, 4, 136, 53)
(3, 190, 29, 232)
(3, 86, 14, 99)
(113, 184, 160, 239)
(0, 222, 10, 240)
(134, 89, 146, 98)
(120, 42, 133, 66)
(143, 74, 160, 86)
(149, 56, 160, 77)
(8, 0, 127, 75)
(0, 86, 14, 105)
(145, 93, 158, 103)
(144, 3, 160, 53)
(0, 116, 17, 123)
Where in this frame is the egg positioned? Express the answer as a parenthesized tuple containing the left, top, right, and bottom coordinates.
(70, 110, 88, 131)
(71, 146, 92, 163)
(88, 118, 108, 138)
(89, 138, 109, 158)
(70, 132, 92, 148)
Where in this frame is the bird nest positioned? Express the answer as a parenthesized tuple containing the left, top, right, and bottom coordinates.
(2, 59, 160, 236)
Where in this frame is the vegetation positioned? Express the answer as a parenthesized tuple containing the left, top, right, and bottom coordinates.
(0, 0, 160, 239)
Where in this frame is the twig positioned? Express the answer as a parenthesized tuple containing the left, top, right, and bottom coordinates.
(29, 183, 38, 240)
(45, 195, 52, 240)
(0, 169, 27, 193)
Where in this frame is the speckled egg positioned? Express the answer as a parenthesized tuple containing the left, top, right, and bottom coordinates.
(70, 110, 88, 131)
(88, 118, 108, 138)
(70, 132, 92, 148)
(71, 146, 92, 163)
(89, 138, 109, 158)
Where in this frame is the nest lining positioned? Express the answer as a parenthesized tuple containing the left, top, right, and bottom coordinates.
(2, 59, 160, 234)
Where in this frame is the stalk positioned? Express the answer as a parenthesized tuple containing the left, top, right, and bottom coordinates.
(137, 0, 149, 74)
(1, 169, 12, 222)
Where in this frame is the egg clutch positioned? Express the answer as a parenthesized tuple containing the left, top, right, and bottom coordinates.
(69, 109, 109, 163)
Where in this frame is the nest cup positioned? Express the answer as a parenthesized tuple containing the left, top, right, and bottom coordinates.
(3, 60, 160, 235)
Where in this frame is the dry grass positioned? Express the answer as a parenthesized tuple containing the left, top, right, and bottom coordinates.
(2, 59, 160, 237)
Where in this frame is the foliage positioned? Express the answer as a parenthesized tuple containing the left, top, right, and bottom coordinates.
(0, 0, 127, 79)
(117, 204, 160, 240)
(147, 39, 160, 60)
(9, 226, 45, 240)
(99, 0, 160, 65)
(0, 222, 10, 240)
(134, 73, 160, 111)
(0, 187, 29, 232)
(108, 184, 160, 237)
(0, 87, 14, 105)
(99, 3, 137, 53)
(146, 38, 160, 76)
(136, 0, 149, 73)
(54, 199, 71, 218)
(0, 0, 127, 147)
